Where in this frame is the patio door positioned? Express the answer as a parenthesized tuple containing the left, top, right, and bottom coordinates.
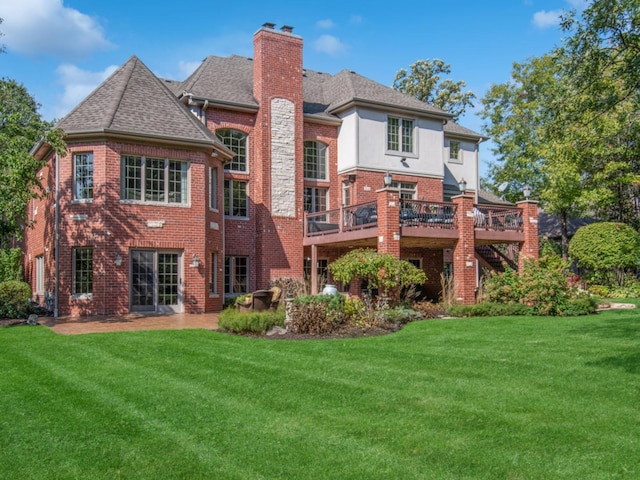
(130, 250, 183, 313)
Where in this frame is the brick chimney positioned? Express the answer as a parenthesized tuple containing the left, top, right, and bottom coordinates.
(252, 24, 305, 285)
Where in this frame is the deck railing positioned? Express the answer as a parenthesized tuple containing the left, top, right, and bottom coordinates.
(473, 205, 523, 232)
(304, 201, 524, 237)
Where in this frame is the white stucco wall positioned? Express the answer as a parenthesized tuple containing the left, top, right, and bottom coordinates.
(443, 136, 479, 193)
(337, 107, 445, 178)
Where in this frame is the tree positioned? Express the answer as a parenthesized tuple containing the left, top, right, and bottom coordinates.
(0, 78, 66, 247)
(393, 59, 476, 122)
(569, 222, 640, 286)
(328, 249, 426, 304)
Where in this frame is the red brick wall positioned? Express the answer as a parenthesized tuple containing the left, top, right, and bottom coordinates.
(346, 170, 444, 205)
(29, 140, 224, 317)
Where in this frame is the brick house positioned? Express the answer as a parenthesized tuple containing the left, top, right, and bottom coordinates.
(24, 23, 538, 317)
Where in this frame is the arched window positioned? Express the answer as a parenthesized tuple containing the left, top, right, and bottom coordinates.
(216, 129, 248, 172)
(303, 141, 327, 180)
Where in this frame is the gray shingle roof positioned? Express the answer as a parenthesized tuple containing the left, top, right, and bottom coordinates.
(176, 55, 481, 127)
(445, 121, 486, 140)
(180, 55, 258, 108)
(57, 56, 223, 147)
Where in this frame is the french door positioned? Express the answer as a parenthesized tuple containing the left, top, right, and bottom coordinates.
(130, 250, 183, 313)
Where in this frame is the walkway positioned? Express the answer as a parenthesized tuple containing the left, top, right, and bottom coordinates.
(39, 312, 220, 335)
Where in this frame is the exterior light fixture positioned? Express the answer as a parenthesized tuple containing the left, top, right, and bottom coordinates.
(191, 254, 200, 268)
(458, 177, 467, 193)
(114, 252, 122, 267)
(383, 171, 393, 187)
(523, 184, 531, 199)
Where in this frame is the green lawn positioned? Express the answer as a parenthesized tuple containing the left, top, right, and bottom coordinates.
(1, 304, 639, 479)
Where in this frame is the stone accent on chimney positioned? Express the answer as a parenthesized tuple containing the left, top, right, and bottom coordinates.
(271, 97, 296, 217)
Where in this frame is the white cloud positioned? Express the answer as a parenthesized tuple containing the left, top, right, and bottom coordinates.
(54, 63, 118, 118)
(349, 15, 363, 25)
(0, 0, 112, 59)
(313, 34, 347, 56)
(316, 19, 335, 29)
(532, 9, 563, 28)
(177, 60, 201, 79)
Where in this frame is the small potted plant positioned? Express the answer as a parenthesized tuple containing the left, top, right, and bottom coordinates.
(236, 293, 253, 312)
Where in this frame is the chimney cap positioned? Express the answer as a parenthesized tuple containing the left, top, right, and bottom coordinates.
(262, 22, 276, 29)
(281, 25, 294, 33)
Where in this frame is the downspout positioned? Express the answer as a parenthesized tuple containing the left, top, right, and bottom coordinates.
(54, 154, 60, 318)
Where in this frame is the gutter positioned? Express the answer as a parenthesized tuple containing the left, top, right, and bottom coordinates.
(54, 154, 60, 318)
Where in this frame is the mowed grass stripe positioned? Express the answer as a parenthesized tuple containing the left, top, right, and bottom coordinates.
(1, 305, 639, 479)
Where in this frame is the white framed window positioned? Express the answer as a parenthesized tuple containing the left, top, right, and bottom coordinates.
(217, 129, 248, 172)
(73, 247, 93, 296)
(391, 181, 417, 200)
(224, 180, 248, 218)
(304, 187, 328, 213)
(209, 167, 218, 211)
(303, 141, 327, 180)
(210, 252, 218, 294)
(225, 256, 249, 294)
(449, 140, 461, 162)
(35, 255, 45, 295)
(387, 116, 414, 153)
(121, 155, 189, 204)
(73, 152, 93, 201)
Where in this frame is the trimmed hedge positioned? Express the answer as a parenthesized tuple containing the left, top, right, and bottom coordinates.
(218, 308, 285, 334)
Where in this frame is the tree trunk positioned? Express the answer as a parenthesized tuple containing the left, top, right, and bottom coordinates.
(561, 210, 569, 262)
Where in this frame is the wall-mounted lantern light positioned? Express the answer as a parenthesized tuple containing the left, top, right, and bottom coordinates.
(114, 252, 122, 267)
(383, 171, 393, 187)
(191, 254, 200, 268)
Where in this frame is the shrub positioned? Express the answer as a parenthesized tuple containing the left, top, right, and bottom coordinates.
(218, 308, 285, 334)
(0, 280, 31, 319)
(289, 294, 346, 335)
(559, 296, 599, 316)
(413, 301, 446, 319)
(588, 285, 610, 297)
(380, 306, 423, 325)
(0, 249, 23, 283)
(482, 268, 521, 304)
(569, 222, 640, 286)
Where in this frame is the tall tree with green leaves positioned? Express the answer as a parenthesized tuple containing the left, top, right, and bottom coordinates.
(393, 59, 476, 122)
(0, 78, 66, 247)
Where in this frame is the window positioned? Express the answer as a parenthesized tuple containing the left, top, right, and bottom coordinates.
(304, 187, 328, 213)
(210, 252, 219, 294)
(74, 153, 93, 200)
(216, 129, 247, 172)
(35, 255, 44, 295)
(224, 180, 248, 217)
(391, 181, 417, 200)
(387, 117, 414, 153)
(121, 155, 189, 204)
(303, 258, 328, 283)
(209, 167, 218, 210)
(303, 141, 327, 180)
(73, 247, 93, 296)
(449, 141, 461, 161)
(225, 256, 248, 294)
(342, 183, 351, 206)
(406, 258, 422, 269)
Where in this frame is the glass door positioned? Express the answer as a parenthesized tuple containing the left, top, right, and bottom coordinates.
(130, 250, 183, 313)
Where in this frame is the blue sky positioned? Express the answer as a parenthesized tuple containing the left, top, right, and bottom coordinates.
(0, 0, 587, 177)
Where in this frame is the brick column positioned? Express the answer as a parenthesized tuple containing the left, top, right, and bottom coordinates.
(452, 193, 476, 304)
(376, 187, 400, 257)
(517, 200, 539, 271)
